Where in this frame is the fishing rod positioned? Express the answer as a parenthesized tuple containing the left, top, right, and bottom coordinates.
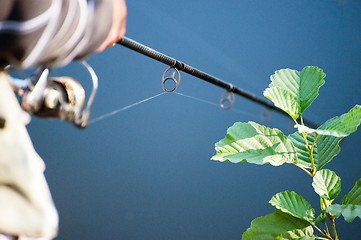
(8, 36, 317, 129)
(117, 36, 318, 128)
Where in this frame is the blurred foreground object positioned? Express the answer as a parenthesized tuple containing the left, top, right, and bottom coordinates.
(0, 0, 126, 69)
(0, 0, 127, 238)
(0, 72, 58, 239)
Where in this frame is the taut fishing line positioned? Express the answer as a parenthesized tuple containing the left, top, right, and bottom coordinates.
(116, 37, 318, 128)
(88, 92, 166, 125)
(174, 92, 258, 118)
(8, 35, 315, 128)
(87, 48, 267, 126)
(88, 89, 259, 126)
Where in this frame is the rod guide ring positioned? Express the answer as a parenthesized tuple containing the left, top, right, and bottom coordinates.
(162, 67, 180, 93)
(220, 90, 235, 111)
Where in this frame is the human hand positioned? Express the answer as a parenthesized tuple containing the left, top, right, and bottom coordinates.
(96, 0, 127, 52)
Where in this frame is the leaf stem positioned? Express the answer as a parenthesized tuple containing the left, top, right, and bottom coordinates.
(300, 114, 304, 125)
(301, 132, 317, 176)
(328, 213, 338, 240)
(311, 133, 319, 153)
(312, 223, 333, 240)
(321, 198, 338, 240)
(324, 220, 330, 238)
(309, 133, 319, 175)
(299, 115, 318, 176)
(293, 163, 313, 177)
(293, 118, 299, 126)
(315, 237, 332, 240)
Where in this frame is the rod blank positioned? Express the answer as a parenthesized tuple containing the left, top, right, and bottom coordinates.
(117, 36, 317, 128)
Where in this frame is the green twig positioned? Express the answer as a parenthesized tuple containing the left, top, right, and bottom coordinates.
(293, 117, 319, 177)
(315, 237, 332, 240)
(321, 198, 338, 240)
(311, 133, 319, 149)
(293, 118, 299, 126)
(312, 223, 333, 240)
(301, 132, 316, 175)
(309, 133, 319, 175)
(300, 114, 304, 125)
(299, 115, 319, 176)
(293, 162, 313, 177)
(324, 219, 331, 238)
(328, 213, 338, 240)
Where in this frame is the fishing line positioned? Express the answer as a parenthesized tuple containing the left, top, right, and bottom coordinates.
(117, 37, 318, 129)
(88, 92, 166, 125)
(174, 92, 220, 107)
(88, 89, 261, 126)
(174, 92, 258, 118)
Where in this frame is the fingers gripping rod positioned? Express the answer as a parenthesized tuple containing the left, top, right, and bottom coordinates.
(117, 37, 317, 128)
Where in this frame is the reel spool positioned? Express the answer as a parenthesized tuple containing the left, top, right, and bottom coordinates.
(11, 60, 97, 128)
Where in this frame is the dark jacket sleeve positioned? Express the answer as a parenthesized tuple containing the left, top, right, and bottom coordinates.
(0, 0, 113, 69)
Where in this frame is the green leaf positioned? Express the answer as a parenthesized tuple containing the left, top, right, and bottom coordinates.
(288, 105, 361, 169)
(211, 121, 296, 166)
(316, 212, 326, 224)
(326, 204, 361, 222)
(319, 104, 361, 135)
(298, 66, 326, 113)
(264, 86, 299, 120)
(312, 169, 341, 200)
(269, 69, 299, 96)
(299, 237, 316, 240)
(288, 132, 318, 169)
(269, 191, 315, 223)
(340, 178, 361, 205)
(316, 198, 330, 224)
(327, 179, 361, 222)
(268, 66, 325, 114)
(294, 124, 347, 137)
(242, 210, 315, 240)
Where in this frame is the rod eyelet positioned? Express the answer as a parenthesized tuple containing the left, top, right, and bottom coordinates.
(220, 90, 235, 111)
(162, 67, 180, 93)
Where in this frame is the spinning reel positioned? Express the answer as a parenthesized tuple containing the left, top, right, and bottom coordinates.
(9, 60, 97, 128)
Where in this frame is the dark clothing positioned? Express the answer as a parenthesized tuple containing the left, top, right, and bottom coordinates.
(0, 0, 113, 69)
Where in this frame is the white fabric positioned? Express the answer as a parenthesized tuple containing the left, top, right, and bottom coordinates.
(0, 72, 58, 239)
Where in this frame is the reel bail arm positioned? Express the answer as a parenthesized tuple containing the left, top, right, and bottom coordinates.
(9, 60, 98, 128)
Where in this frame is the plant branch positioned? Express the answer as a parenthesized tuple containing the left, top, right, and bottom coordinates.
(315, 237, 332, 240)
(321, 198, 338, 240)
(293, 162, 313, 177)
(328, 213, 338, 240)
(312, 223, 333, 240)
(324, 220, 330, 238)
(311, 133, 319, 155)
(312, 133, 319, 144)
(309, 133, 319, 175)
(301, 132, 317, 176)
(293, 118, 299, 126)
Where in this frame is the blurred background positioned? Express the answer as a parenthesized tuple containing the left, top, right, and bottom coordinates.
(23, 1, 361, 239)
